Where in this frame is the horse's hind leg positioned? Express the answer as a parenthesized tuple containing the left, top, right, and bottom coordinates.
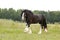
(43, 19, 48, 32)
(43, 22, 47, 32)
(38, 24, 43, 34)
(44, 25, 47, 32)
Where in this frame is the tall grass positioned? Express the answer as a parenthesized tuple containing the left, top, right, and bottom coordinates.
(0, 19, 60, 40)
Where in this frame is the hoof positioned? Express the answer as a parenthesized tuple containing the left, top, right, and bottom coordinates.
(28, 31, 32, 34)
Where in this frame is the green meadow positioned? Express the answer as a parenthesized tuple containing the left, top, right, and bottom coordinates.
(0, 19, 60, 40)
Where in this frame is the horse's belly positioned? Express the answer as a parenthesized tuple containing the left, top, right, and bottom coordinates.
(31, 20, 39, 23)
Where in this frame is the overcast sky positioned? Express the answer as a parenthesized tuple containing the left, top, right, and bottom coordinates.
(0, 0, 60, 11)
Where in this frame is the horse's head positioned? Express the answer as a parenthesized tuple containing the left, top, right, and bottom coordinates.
(21, 9, 33, 21)
(21, 10, 26, 21)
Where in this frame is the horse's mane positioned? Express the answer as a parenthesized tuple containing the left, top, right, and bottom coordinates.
(23, 9, 33, 15)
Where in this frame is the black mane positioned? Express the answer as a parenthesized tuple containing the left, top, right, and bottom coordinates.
(23, 9, 33, 15)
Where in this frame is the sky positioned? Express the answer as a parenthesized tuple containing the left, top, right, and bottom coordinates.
(0, 0, 60, 11)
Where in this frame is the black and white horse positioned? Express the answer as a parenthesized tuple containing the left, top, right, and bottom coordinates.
(21, 9, 47, 34)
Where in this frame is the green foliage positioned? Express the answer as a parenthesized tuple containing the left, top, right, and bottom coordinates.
(0, 8, 22, 21)
(33, 10, 40, 14)
(47, 11, 60, 23)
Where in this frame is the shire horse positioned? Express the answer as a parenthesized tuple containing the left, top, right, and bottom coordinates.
(21, 9, 47, 34)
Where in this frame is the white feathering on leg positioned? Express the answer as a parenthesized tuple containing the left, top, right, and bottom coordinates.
(28, 27, 32, 34)
(45, 28, 47, 32)
(38, 26, 42, 34)
(24, 26, 29, 32)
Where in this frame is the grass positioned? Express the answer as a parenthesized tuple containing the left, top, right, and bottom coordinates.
(0, 19, 60, 40)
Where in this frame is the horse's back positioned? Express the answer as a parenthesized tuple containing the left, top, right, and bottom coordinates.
(34, 14, 45, 20)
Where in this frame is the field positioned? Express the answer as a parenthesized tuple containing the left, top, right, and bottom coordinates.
(0, 19, 60, 40)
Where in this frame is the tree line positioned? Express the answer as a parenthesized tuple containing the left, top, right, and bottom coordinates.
(0, 8, 60, 23)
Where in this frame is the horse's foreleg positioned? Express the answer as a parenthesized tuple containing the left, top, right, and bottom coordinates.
(24, 23, 32, 34)
(24, 25, 29, 32)
(28, 27, 32, 34)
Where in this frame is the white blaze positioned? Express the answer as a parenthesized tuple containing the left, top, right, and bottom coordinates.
(22, 13, 24, 20)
